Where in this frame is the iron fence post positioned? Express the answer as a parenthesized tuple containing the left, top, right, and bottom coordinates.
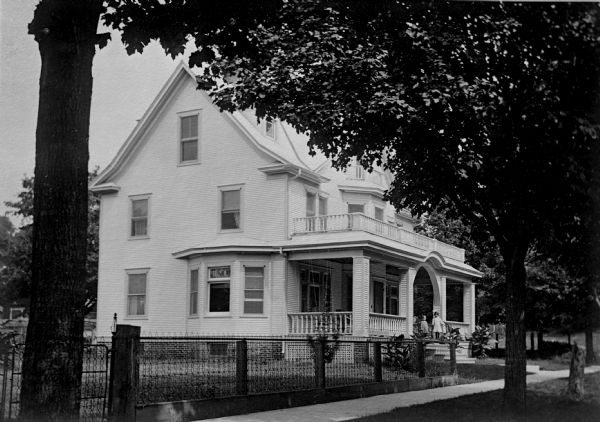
(0, 345, 9, 422)
(236, 340, 248, 395)
(109, 325, 140, 422)
(449, 342, 457, 375)
(314, 339, 326, 389)
(417, 341, 426, 378)
(373, 342, 382, 382)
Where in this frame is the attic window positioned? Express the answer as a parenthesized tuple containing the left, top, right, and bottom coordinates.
(265, 118, 275, 138)
(180, 114, 199, 163)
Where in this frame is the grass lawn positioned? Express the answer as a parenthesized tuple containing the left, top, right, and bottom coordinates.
(353, 373, 600, 422)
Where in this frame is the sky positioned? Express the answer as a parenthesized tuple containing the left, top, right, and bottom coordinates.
(0, 0, 192, 224)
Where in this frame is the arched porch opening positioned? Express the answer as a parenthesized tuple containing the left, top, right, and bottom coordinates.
(413, 267, 438, 323)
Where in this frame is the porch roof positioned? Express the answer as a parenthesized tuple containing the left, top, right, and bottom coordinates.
(172, 236, 279, 259)
(281, 231, 483, 278)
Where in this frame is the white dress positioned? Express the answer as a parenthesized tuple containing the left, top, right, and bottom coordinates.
(432, 316, 443, 333)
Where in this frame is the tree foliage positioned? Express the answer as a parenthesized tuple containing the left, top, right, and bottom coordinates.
(109, 1, 600, 407)
(24, 0, 599, 414)
(0, 173, 99, 315)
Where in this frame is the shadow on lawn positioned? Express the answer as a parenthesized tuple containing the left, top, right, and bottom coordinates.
(353, 373, 600, 422)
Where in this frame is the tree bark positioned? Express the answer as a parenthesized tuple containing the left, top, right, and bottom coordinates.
(585, 324, 596, 365)
(501, 242, 528, 411)
(20, 1, 102, 420)
(568, 343, 586, 400)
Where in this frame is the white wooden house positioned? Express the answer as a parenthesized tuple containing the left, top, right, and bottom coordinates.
(91, 63, 482, 339)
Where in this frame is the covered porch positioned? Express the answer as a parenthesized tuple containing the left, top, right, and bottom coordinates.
(284, 251, 476, 338)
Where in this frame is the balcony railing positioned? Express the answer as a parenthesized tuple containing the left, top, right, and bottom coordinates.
(369, 313, 407, 337)
(288, 312, 353, 335)
(292, 213, 465, 261)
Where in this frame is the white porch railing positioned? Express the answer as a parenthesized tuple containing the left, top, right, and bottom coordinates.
(287, 312, 353, 335)
(292, 213, 465, 262)
(369, 313, 407, 336)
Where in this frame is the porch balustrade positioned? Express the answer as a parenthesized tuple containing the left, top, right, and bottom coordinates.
(368, 313, 407, 337)
(287, 312, 353, 335)
(292, 213, 465, 262)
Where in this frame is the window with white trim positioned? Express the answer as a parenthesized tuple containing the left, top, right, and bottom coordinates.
(375, 207, 384, 221)
(300, 267, 331, 312)
(265, 118, 275, 138)
(180, 114, 198, 162)
(306, 191, 327, 217)
(306, 192, 316, 217)
(130, 197, 149, 237)
(221, 188, 241, 230)
(244, 267, 264, 314)
(127, 271, 147, 317)
(189, 269, 199, 316)
(372, 266, 400, 315)
(208, 266, 230, 312)
(348, 203, 365, 214)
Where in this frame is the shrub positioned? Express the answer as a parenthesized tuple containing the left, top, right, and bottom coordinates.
(383, 335, 417, 372)
(307, 311, 340, 363)
(470, 325, 496, 359)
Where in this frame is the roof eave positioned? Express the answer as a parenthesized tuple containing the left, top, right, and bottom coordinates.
(258, 164, 329, 184)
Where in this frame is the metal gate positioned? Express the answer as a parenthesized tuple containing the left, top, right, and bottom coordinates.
(0, 343, 111, 421)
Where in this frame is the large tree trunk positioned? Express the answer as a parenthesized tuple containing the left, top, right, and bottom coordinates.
(20, 1, 101, 420)
(501, 242, 528, 411)
(585, 324, 596, 365)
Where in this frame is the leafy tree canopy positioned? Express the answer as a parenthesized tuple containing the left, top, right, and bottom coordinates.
(107, 0, 600, 406)
(0, 172, 99, 315)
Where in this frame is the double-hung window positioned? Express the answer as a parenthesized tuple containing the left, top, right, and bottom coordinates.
(130, 197, 149, 237)
(180, 114, 198, 163)
(306, 191, 328, 231)
(221, 188, 241, 230)
(244, 267, 264, 314)
(372, 267, 400, 316)
(189, 269, 199, 316)
(208, 266, 230, 313)
(306, 192, 316, 218)
(127, 271, 147, 317)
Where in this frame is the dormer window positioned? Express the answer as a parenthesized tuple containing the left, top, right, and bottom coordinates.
(265, 118, 275, 138)
(346, 160, 365, 180)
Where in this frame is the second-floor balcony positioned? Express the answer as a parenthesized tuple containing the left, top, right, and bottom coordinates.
(292, 213, 465, 262)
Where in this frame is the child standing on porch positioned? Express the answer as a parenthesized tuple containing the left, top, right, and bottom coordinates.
(419, 315, 429, 336)
(432, 312, 443, 340)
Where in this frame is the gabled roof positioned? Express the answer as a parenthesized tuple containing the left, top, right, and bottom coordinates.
(90, 62, 328, 192)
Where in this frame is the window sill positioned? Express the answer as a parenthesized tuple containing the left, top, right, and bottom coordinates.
(188, 315, 200, 319)
(124, 316, 148, 320)
(240, 315, 268, 319)
(177, 161, 201, 167)
(204, 314, 232, 318)
(219, 228, 243, 234)
(129, 235, 150, 241)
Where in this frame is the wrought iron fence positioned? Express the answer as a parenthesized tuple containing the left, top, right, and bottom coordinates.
(0, 343, 110, 422)
(137, 336, 457, 406)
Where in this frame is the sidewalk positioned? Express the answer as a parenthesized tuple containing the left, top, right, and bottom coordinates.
(197, 366, 600, 422)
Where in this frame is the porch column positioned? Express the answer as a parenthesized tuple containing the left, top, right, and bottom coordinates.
(470, 283, 476, 332)
(463, 282, 476, 333)
(439, 276, 447, 321)
(352, 256, 370, 337)
(407, 267, 417, 335)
